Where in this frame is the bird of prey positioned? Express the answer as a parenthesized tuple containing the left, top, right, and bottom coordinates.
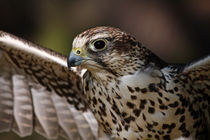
(0, 27, 209, 140)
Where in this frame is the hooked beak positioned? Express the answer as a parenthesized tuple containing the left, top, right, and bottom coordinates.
(68, 52, 84, 68)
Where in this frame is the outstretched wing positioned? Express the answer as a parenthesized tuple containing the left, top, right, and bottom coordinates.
(180, 55, 210, 95)
(0, 31, 98, 140)
(175, 55, 210, 137)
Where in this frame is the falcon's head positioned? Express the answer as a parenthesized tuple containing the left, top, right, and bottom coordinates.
(68, 27, 163, 77)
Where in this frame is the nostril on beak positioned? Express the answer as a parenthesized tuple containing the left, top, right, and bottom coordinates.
(68, 52, 84, 69)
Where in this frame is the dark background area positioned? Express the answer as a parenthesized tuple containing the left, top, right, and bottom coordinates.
(0, 0, 210, 139)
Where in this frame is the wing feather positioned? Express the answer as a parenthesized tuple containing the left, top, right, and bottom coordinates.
(183, 55, 210, 74)
(180, 55, 210, 94)
(51, 92, 83, 140)
(0, 31, 98, 139)
(68, 105, 96, 140)
(31, 83, 59, 139)
(12, 74, 33, 137)
(0, 56, 13, 133)
(175, 55, 210, 137)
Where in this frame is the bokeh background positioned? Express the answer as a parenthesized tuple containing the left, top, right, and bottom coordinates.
(0, 0, 209, 140)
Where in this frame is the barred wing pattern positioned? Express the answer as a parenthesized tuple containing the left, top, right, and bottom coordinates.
(0, 31, 98, 139)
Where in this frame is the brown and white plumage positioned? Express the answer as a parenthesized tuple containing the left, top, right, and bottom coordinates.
(0, 27, 210, 140)
(68, 27, 209, 140)
(0, 31, 98, 140)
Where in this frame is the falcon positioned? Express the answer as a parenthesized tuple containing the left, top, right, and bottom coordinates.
(0, 27, 209, 140)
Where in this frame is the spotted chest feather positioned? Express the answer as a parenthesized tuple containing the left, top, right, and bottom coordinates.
(83, 66, 209, 140)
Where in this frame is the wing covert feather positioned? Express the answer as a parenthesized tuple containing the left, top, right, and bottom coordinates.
(180, 55, 210, 94)
(174, 55, 210, 136)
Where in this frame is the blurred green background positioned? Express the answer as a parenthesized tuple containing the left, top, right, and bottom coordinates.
(0, 0, 210, 139)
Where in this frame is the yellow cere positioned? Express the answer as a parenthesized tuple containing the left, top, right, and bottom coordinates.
(72, 48, 88, 58)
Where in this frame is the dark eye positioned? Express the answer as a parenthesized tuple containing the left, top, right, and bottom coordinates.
(94, 40, 106, 50)
(89, 39, 107, 52)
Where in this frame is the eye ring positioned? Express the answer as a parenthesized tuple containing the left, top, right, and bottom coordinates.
(89, 39, 108, 52)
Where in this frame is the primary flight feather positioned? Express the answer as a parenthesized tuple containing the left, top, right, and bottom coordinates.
(0, 30, 98, 140)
